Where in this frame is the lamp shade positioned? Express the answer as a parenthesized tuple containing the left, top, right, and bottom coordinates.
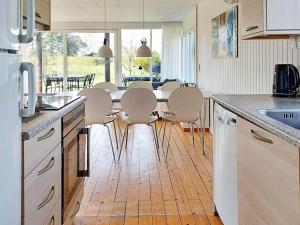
(98, 39, 113, 58)
(136, 38, 152, 57)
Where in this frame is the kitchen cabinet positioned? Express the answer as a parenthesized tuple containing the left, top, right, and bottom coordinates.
(242, 0, 300, 39)
(236, 117, 300, 225)
(22, 121, 61, 225)
(23, 0, 51, 30)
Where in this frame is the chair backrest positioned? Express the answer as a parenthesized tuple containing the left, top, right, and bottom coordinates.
(158, 81, 181, 90)
(78, 88, 112, 125)
(168, 87, 204, 123)
(127, 81, 153, 90)
(93, 82, 118, 92)
(121, 88, 157, 124)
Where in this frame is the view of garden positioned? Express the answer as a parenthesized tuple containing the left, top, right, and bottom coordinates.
(20, 29, 161, 93)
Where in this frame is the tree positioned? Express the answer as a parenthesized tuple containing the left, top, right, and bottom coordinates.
(41, 33, 88, 56)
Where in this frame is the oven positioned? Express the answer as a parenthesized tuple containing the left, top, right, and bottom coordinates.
(62, 104, 90, 222)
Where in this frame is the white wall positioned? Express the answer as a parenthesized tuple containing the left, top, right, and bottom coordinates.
(197, 0, 300, 95)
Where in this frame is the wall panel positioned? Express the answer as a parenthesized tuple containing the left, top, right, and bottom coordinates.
(197, 1, 300, 95)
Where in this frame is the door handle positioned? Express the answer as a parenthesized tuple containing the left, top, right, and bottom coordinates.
(38, 186, 55, 210)
(37, 157, 55, 176)
(250, 129, 273, 144)
(20, 62, 36, 117)
(47, 216, 55, 225)
(77, 127, 90, 177)
(20, 0, 35, 43)
(246, 26, 259, 32)
(37, 128, 55, 142)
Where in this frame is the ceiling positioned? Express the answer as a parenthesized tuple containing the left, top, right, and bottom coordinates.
(51, 0, 200, 23)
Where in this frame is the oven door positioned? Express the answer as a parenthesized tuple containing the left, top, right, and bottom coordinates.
(63, 119, 90, 221)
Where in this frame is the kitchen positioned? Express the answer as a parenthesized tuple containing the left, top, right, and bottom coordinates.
(1, 0, 300, 225)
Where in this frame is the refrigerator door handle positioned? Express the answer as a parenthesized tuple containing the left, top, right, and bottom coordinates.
(20, 0, 35, 43)
(20, 62, 36, 117)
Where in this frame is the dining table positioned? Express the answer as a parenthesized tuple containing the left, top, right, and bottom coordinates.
(110, 90, 172, 103)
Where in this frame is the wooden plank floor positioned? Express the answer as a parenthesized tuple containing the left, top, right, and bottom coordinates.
(73, 121, 223, 225)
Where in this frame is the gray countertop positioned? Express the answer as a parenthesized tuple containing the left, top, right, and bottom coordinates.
(22, 96, 86, 141)
(212, 94, 300, 148)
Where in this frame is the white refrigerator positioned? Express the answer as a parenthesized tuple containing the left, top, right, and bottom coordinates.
(0, 0, 36, 224)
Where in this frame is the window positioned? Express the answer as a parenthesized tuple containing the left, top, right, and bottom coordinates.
(182, 30, 196, 83)
(20, 32, 64, 93)
(121, 29, 162, 80)
(20, 31, 116, 93)
(67, 32, 116, 90)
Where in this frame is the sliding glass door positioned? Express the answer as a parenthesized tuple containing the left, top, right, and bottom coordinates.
(66, 32, 116, 91)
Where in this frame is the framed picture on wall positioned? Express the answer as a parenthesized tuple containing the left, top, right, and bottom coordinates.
(212, 6, 238, 58)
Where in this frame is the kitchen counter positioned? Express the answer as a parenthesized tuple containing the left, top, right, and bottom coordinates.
(212, 94, 300, 148)
(22, 96, 86, 141)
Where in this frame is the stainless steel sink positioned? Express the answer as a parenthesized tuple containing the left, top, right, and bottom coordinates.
(257, 109, 300, 130)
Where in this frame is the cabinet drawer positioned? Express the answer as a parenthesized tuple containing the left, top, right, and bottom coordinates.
(237, 117, 300, 225)
(24, 120, 61, 177)
(24, 144, 61, 217)
(24, 176, 61, 225)
(63, 183, 84, 225)
(44, 201, 61, 225)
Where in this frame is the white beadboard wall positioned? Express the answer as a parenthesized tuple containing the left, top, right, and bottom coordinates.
(197, 0, 300, 95)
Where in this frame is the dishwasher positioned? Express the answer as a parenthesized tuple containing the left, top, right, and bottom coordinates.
(213, 103, 238, 225)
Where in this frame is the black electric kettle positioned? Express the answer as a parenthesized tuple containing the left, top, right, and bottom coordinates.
(273, 64, 300, 97)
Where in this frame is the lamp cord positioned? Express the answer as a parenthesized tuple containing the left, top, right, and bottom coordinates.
(104, 0, 107, 33)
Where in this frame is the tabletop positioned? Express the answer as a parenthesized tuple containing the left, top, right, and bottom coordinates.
(110, 90, 172, 102)
(110, 89, 211, 103)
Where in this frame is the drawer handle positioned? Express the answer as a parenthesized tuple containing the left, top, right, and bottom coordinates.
(246, 25, 259, 32)
(37, 157, 55, 176)
(71, 201, 81, 219)
(47, 216, 55, 225)
(35, 12, 42, 19)
(250, 129, 273, 144)
(38, 128, 55, 142)
(38, 186, 55, 210)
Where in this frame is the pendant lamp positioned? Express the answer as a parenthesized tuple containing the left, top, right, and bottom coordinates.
(98, 0, 113, 58)
(136, 0, 152, 57)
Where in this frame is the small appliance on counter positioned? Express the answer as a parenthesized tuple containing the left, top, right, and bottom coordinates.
(273, 64, 300, 97)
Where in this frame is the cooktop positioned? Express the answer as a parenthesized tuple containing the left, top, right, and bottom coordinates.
(39, 95, 80, 110)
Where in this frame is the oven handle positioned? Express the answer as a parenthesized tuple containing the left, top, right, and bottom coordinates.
(77, 127, 90, 177)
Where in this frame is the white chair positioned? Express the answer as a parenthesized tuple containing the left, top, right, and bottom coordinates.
(93, 82, 118, 92)
(78, 88, 118, 161)
(127, 81, 153, 90)
(157, 81, 181, 138)
(93, 82, 122, 138)
(157, 81, 181, 90)
(118, 88, 160, 161)
(163, 87, 205, 158)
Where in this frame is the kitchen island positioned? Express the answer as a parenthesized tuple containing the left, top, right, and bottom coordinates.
(21, 96, 87, 225)
(212, 94, 300, 225)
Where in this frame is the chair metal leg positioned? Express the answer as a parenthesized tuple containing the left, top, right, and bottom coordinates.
(115, 114, 122, 139)
(159, 115, 165, 135)
(198, 110, 206, 156)
(120, 125, 128, 151)
(125, 124, 129, 150)
(191, 123, 195, 147)
(166, 122, 175, 160)
(154, 122, 160, 149)
(161, 119, 168, 148)
(151, 123, 160, 161)
(104, 124, 116, 161)
(112, 120, 119, 149)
